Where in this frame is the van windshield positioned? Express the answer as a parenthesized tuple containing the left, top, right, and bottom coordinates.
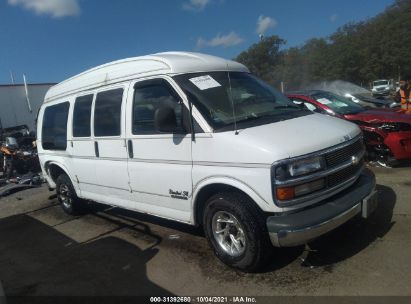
(173, 72, 311, 131)
(373, 80, 388, 86)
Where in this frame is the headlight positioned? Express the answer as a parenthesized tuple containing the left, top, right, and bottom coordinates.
(288, 156, 324, 177)
(378, 122, 411, 132)
(275, 156, 325, 181)
(273, 156, 326, 202)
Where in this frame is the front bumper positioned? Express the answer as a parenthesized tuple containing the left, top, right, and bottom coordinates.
(384, 131, 411, 160)
(267, 169, 376, 247)
(372, 89, 390, 96)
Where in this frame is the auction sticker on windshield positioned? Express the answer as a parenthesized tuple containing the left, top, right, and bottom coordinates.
(189, 75, 221, 90)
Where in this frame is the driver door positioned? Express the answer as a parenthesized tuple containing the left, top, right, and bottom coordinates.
(125, 77, 193, 222)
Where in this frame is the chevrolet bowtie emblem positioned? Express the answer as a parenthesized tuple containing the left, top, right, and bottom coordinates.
(351, 155, 359, 165)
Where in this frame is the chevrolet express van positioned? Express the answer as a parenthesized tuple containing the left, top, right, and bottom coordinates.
(38, 52, 377, 271)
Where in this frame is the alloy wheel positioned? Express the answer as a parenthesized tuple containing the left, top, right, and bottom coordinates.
(211, 211, 246, 257)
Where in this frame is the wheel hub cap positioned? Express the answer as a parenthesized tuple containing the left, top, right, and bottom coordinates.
(212, 211, 246, 257)
(59, 184, 72, 209)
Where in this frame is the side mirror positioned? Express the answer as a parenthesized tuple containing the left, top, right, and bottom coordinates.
(154, 107, 178, 133)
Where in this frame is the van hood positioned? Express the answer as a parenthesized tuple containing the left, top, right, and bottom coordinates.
(201, 114, 361, 165)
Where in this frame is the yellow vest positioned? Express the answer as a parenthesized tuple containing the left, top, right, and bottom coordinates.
(400, 87, 411, 110)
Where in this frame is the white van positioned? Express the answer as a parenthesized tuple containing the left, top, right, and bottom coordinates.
(37, 52, 377, 271)
(371, 79, 394, 96)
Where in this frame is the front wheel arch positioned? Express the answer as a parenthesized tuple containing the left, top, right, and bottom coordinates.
(193, 182, 267, 227)
(202, 191, 272, 271)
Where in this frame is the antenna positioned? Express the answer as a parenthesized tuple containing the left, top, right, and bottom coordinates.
(226, 63, 238, 135)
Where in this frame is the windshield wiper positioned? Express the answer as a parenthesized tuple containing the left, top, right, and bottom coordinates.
(272, 105, 300, 110)
(235, 114, 275, 124)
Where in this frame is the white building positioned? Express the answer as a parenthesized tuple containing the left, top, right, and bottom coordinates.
(0, 83, 55, 131)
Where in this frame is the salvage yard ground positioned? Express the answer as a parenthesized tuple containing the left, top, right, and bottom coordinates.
(0, 164, 411, 297)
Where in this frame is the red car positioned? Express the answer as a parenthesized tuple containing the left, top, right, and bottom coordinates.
(287, 90, 411, 167)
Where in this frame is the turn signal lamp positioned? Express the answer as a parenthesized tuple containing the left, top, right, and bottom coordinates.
(276, 187, 295, 200)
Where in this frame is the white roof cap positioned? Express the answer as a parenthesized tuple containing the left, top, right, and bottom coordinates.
(44, 52, 249, 103)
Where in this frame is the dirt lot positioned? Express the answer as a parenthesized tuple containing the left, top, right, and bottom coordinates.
(0, 164, 411, 298)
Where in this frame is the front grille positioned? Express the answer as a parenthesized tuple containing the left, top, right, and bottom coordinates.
(325, 139, 363, 167)
(327, 160, 364, 188)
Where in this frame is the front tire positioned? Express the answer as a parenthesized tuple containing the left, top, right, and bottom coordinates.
(203, 192, 271, 272)
(56, 174, 86, 215)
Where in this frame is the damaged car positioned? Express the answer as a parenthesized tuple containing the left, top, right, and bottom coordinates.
(287, 90, 411, 167)
(306, 80, 399, 108)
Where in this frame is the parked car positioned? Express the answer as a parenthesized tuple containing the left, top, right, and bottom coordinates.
(38, 52, 377, 271)
(346, 93, 399, 109)
(306, 80, 398, 108)
(287, 90, 411, 167)
(371, 79, 394, 97)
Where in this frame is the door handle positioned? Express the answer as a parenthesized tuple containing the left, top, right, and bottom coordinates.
(127, 140, 134, 158)
(94, 141, 99, 158)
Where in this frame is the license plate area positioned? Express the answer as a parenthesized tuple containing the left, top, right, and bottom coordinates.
(362, 190, 378, 218)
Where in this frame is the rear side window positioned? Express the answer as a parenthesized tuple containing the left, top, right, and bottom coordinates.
(42, 102, 70, 150)
(132, 80, 183, 134)
(73, 94, 93, 137)
(94, 88, 124, 137)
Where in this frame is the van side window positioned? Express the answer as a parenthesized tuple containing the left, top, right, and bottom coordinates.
(94, 88, 124, 137)
(42, 102, 70, 150)
(132, 79, 183, 135)
(73, 94, 93, 137)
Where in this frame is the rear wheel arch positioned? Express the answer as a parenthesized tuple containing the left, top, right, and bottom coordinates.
(45, 162, 76, 190)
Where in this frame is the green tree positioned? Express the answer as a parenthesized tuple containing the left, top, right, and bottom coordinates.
(235, 36, 285, 83)
(234, 0, 411, 88)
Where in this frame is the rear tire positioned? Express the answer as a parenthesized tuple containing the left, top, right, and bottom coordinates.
(203, 192, 271, 272)
(56, 174, 86, 215)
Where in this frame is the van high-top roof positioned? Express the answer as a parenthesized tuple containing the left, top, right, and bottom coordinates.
(44, 52, 249, 103)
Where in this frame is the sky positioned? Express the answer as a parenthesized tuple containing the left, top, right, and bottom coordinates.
(0, 0, 395, 84)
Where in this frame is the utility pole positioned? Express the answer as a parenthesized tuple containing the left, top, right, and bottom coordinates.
(9, 70, 15, 84)
(23, 74, 33, 113)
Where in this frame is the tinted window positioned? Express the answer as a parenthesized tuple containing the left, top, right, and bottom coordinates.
(73, 94, 93, 137)
(42, 102, 70, 150)
(132, 80, 183, 134)
(94, 88, 123, 137)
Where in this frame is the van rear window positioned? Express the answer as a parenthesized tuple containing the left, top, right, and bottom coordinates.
(94, 88, 123, 137)
(42, 102, 70, 150)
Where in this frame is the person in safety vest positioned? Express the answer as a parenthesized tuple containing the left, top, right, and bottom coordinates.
(396, 76, 411, 112)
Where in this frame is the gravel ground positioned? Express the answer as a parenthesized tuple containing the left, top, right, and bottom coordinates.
(0, 164, 410, 298)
